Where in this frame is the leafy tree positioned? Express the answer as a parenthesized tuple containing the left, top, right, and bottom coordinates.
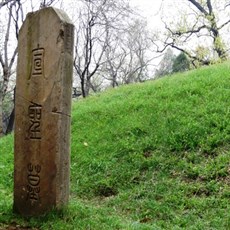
(154, 0, 230, 65)
(155, 48, 175, 77)
(172, 52, 190, 73)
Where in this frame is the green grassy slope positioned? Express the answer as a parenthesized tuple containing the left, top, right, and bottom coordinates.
(0, 62, 230, 229)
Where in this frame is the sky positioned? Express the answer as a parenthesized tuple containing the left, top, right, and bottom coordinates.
(54, 0, 166, 30)
(130, 0, 162, 18)
(129, 0, 164, 29)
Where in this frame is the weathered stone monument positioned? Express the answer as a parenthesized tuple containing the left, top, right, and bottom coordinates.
(14, 7, 74, 216)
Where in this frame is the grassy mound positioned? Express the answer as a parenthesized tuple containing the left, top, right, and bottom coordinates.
(0, 62, 230, 229)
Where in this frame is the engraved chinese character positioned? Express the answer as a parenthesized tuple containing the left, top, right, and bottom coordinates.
(27, 163, 41, 202)
(28, 102, 42, 139)
(32, 48, 44, 77)
(27, 185, 40, 201)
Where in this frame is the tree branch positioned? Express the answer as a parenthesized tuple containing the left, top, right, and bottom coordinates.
(218, 18, 230, 30)
(207, 0, 213, 15)
(0, 0, 14, 9)
(187, 0, 208, 15)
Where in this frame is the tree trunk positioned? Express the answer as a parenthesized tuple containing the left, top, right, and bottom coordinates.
(85, 79, 90, 97)
(5, 107, 14, 134)
(211, 24, 227, 60)
(80, 77, 86, 98)
(0, 94, 3, 137)
(5, 87, 15, 134)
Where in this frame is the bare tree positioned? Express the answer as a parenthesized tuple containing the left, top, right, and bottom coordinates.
(102, 41, 127, 87)
(154, 0, 230, 66)
(119, 19, 153, 84)
(73, 0, 134, 97)
(102, 18, 154, 87)
(0, 0, 22, 136)
(74, 0, 107, 97)
(123, 19, 153, 84)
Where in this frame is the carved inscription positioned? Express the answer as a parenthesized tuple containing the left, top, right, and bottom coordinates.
(28, 102, 42, 139)
(65, 25, 73, 53)
(27, 163, 41, 202)
(32, 48, 44, 77)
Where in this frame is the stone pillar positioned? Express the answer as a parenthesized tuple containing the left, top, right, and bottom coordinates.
(14, 7, 74, 216)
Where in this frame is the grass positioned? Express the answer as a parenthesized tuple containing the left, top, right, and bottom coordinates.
(0, 61, 230, 229)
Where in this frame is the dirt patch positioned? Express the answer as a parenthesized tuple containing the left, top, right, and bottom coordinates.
(0, 223, 39, 230)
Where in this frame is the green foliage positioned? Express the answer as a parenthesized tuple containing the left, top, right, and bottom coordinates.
(172, 52, 190, 73)
(194, 45, 211, 67)
(0, 62, 230, 229)
(214, 36, 228, 60)
(155, 48, 175, 77)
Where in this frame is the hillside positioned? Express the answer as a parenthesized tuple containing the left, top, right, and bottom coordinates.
(0, 62, 230, 229)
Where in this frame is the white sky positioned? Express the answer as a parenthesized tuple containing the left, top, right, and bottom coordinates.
(130, 0, 164, 29)
(130, 0, 162, 17)
(55, 0, 165, 30)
